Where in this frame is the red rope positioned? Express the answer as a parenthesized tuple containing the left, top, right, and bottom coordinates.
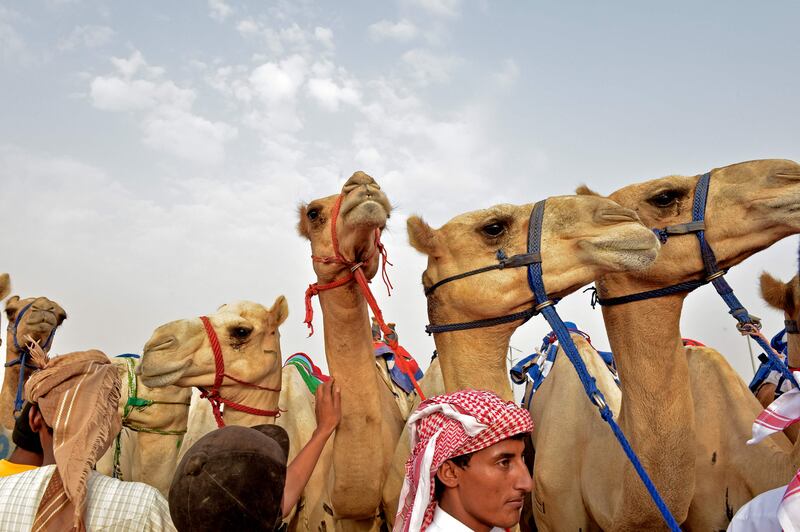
(198, 316, 282, 428)
(302, 192, 425, 400)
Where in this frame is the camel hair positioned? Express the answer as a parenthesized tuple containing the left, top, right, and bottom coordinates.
(387, 193, 660, 529)
(297, 170, 424, 530)
(521, 159, 800, 530)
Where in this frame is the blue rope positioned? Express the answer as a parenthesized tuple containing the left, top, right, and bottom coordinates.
(527, 200, 681, 531)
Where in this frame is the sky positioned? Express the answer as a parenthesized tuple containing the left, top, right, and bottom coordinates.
(1, 0, 799, 392)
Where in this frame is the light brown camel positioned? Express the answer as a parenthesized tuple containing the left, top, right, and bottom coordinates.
(297, 171, 411, 529)
(137, 298, 335, 530)
(394, 195, 659, 530)
(96, 357, 192, 497)
(2, 294, 67, 430)
(526, 159, 800, 530)
(757, 272, 800, 409)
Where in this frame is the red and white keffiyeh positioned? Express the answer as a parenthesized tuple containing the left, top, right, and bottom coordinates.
(393, 389, 533, 532)
(747, 371, 800, 530)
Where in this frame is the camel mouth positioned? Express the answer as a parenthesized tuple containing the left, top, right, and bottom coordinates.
(139, 360, 191, 388)
(143, 336, 177, 353)
(580, 231, 660, 271)
(340, 194, 391, 225)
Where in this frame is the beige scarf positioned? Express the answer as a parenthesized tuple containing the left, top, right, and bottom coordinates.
(24, 348, 121, 532)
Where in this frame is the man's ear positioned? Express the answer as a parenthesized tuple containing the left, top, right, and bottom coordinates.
(436, 460, 461, 489)
(28, 405, 44, 433)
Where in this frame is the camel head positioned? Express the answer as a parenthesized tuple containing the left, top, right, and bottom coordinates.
(0, 274, 9, 302)
(4, 295, 67, 357)
(407, 196, 660, 330)
(760, 272, 800, 326)
(139, 297, 289, 392)
(297, 171, 392, 284)
(593, 159, 800, 293)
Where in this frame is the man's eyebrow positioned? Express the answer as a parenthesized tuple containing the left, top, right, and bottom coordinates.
(494, 451, 517, 460)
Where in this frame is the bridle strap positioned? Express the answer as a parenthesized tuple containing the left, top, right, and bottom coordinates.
(594, 172, 798, 389)
(302, 192, 424, 398)
(424, 251, 542, 296)
(786, 320, 800, 334)
(198, 316, 281, 428)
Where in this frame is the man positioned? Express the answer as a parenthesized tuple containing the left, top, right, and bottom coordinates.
(0, 348, 174, 531)
(0, 402, 43, 477)
(394, 389, 534, 532)
(169, 378, 341, 531)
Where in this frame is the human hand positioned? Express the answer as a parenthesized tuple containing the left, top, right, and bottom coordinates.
(314, 378, 341, 436)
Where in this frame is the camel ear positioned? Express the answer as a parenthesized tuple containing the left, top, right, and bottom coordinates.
(270, 295, 289, 327)
(5, 295, 20, 322)
(576, 185, 601, 196)
(407, 216, 443, 258)
(297, 203, 310, 240)
(0, 274, 9, 301)
(760, 272, 792, 312)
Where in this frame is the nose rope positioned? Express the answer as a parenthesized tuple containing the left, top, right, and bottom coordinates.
(303, 192, 424, 399)
(197, 316, 282, 428)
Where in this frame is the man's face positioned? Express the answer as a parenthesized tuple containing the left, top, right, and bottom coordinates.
(440, 437, 532, 530)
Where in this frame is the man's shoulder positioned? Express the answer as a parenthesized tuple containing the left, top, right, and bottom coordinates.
(86, 471, 175, 530)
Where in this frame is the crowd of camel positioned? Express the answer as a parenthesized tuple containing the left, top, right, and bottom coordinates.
(2, 158, 800, 531)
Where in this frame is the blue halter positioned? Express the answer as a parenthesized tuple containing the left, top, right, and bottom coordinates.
(424, 201, 681, 529)
(6, 302, 57, 416)
(591, 172, 799, 390)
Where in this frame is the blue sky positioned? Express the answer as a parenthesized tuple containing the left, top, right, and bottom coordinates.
(2, 0, 799, 385)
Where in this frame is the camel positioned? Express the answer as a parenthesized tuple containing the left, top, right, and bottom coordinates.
(398, 194, 660, 528)
(757, 272, 800, 408)
(521, 159, 800, 530)
(95, 356, 192, 497)
(137, 298, 335, 530)
(2, 294, 67, 431)
(297, 171, 420, 530)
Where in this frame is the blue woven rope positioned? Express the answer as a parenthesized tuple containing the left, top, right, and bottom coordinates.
(527, 200, 681, 530)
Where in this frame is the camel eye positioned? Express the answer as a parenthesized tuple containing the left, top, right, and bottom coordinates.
(230, 326, 252, 339)
(482, 222, 506, 238)
(307, 209, 320, 221)
(648, 190, 682, 208)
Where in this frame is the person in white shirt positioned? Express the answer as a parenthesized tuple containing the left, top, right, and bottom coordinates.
(394, 389, 533, 532)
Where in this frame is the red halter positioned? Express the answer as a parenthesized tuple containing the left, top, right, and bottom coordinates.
(197, 316, 282, 428)
(303, 193, 426, 400)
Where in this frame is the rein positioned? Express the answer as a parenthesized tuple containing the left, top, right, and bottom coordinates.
(589, 172, 799, 390)
(5, 302, 57, 417)
(113, 355, 191, 479)
(303, 193, 425, 399)
(197, 316, 282, 428)
(424, 200, 682, 529)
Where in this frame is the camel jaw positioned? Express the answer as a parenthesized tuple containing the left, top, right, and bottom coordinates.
(139, 359, 191, 388)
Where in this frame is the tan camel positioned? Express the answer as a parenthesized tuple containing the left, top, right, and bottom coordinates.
(757, 272, 800, 408)
(397, 195, 659, 529)
(526, 159, 800, 530)
(137, 298, 336, 530)
(96, 357, 192, 497)
(297, 171, 411, 529)
(0, 274, 9, 310)
(2, 294, 67, 430)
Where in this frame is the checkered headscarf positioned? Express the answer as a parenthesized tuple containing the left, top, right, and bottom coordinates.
(393, 389, 533, 532)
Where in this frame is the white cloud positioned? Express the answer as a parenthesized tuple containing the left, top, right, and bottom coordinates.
(401, 49, 463, 85)
(236, 18, 259, 35)
(407, 0, 461, 17)
(90, 51, 236, 164)
(0, 6, 31, 65)
(368, 19, 418, 42)
(492, 58, 519, 88)
(142, 109, 238, 165)
(58, 25, 114, 51)
(208, 0, 233, 21)
(250, 55, 307, 104)
(307, 77, 360, 111)
(314, 27, 334, 50)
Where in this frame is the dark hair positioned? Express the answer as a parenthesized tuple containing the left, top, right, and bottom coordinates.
(433, 433, 527, 500)
(12, 402, 43, 454)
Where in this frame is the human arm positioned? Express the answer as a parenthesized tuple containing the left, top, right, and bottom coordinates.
(281, 378, 341, 518)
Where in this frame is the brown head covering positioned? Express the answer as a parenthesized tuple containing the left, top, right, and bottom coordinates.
(24, 348, 121, 532)
(169, 424, 289, 531)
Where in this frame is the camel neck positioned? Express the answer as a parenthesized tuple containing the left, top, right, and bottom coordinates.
(432, 325, 515, 401)
(318, 279, 388, 515)
(600, 292, 696, 522)
(219, 385, 279, 426)
(785, 318, 800, 368)
(0, 344, 26, 430)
